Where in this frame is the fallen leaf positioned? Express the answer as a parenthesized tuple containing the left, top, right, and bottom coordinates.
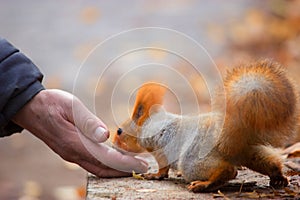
(135, 189, 156, 193)
(216, 190, 230, 200)
(132, 171, 144, 180)
(286, 146, 300, 158)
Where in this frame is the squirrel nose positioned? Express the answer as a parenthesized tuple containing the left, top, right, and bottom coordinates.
(117, 128, 123, 135)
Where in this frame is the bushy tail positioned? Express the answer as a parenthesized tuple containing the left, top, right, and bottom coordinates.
(219, 60, 298, 154)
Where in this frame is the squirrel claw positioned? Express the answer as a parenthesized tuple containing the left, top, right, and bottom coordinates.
(270, 176, 288, 188)
(187, 181, 210, 193)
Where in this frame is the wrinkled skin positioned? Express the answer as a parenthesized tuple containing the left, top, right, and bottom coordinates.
(12, 89, 148, 177)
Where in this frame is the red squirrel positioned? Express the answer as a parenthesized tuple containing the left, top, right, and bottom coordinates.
(112, 60, 299, 192)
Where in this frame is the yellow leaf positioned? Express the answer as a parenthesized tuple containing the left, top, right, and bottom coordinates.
(132, 171, 145, 180)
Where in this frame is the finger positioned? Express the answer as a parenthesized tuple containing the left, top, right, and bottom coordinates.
(78, 132, 148, 173)
(73, 128, 133, 177)
(79, 160, 132, 178)
(46, 89, 109, 143)
(93, 143, 148, 173)
(70, 95, 110, 143)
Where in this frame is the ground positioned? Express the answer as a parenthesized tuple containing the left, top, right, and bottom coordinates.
(1, 1, 300, 200)
(87, 168, 300, 199)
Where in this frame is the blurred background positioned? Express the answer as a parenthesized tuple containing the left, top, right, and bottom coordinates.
(0, 0, 300, 199)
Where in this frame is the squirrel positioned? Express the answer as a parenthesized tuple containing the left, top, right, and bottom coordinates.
(112, 60, 299, 192)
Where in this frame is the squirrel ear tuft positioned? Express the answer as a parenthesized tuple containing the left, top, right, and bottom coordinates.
(131, 82, 166, 126)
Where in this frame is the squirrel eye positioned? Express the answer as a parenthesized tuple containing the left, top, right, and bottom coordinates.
(117, 128, 123, 135)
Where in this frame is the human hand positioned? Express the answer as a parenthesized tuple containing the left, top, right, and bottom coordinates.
(12, 89, 148, 177)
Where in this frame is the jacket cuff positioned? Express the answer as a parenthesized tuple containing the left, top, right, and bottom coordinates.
(0, 81, 44, 137)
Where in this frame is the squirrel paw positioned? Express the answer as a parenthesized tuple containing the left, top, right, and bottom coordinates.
(142, 166, 170, 180)
(142, 173, 168, 180)
(187, 181, 210, 193)
(270, 176, 289, 188)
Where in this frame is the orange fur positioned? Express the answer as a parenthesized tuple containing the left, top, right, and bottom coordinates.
(188, 160, 237, 192)
(113, 60, 299, 192)
(112, 119, 145, 153)
(218, 60, 298, 157)
(132, 82, 166, 126)
(224, 60, 296, 131)
(112, 82, 166, 153)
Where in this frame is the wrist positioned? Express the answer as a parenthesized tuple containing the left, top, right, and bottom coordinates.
(12, 89, 46, 130)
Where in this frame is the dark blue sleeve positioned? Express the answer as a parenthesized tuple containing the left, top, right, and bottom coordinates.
(0, 38, 44, 137)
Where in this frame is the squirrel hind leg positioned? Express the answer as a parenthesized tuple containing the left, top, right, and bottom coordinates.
(243, 145, 288, 188)
(187, 163, 237, 193)
(269, 175, 288, 189)
(187, 180, 214, 192)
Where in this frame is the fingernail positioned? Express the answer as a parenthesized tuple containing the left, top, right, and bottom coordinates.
(94, 127, 110, 142)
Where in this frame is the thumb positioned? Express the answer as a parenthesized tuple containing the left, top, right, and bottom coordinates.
(71, 97, 109, 143)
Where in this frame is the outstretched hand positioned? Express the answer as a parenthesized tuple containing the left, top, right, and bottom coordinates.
(12, 89, 148, 177)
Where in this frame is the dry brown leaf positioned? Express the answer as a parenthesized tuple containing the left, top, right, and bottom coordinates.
(284, 142, 300, 158)
(288, 151, 300, 159)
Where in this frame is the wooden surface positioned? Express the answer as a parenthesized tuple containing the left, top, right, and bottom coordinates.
(86, 168, 300, 200)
